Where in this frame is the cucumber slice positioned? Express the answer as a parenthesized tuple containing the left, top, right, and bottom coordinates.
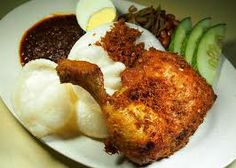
(183, 18, 211, 64)
(196, 24, 226, 85)
(168, 17, 192, 55)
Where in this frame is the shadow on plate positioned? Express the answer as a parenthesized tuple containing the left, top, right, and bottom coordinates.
(223, 39, 236, 68)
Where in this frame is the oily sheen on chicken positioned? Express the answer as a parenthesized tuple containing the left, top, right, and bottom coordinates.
(56, 49, 216, 165)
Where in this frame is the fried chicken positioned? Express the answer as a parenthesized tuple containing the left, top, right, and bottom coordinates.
(56, 49, 216, 165)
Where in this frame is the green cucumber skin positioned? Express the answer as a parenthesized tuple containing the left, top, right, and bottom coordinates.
(183, 18, 211, 65)
(196, 24, 226, 85)
(168, 17, 192, 55)
(180, 31, 190, 56)
(168, 30, 175, 51)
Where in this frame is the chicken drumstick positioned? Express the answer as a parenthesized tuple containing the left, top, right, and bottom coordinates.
(56, 49, 216, 165)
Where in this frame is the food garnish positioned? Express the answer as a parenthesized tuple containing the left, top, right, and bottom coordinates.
(183, 17, 211, 64)
(119, 5, 179, 48)
(95, 20, 145, 67)
(194, 24, 226, 84)
(168, 17, 192, 54)
(168, 17, 225, 84)
(76, 0, 117, 31)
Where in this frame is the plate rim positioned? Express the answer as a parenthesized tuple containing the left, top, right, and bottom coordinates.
(0, 0, 236, 168)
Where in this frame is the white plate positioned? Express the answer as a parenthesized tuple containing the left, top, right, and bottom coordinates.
(0, 0, 236, 168)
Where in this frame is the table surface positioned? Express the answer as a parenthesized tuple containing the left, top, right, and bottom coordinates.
(0, 0, 236, 168)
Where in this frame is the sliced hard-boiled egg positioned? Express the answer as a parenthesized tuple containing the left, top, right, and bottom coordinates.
(76, 0, 117, 31)
(12, 59, 78, 138)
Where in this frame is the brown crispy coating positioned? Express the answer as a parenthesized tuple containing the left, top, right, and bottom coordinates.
(104, 49, 216, 164)
(95, 20, 145, 67)
(56, 49, 216, 165)
(56, 59, 107, 105)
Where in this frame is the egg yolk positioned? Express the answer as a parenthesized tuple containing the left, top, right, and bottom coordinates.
(86, 8, 116, 31)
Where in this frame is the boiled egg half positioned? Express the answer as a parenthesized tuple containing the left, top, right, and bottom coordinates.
(76, 0, 117, 31)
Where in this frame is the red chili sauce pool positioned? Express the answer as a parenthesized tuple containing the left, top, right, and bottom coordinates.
(19, 14, 85, 65)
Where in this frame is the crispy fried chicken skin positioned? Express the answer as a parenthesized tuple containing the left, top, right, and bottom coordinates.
(56, 49, 216, 165)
